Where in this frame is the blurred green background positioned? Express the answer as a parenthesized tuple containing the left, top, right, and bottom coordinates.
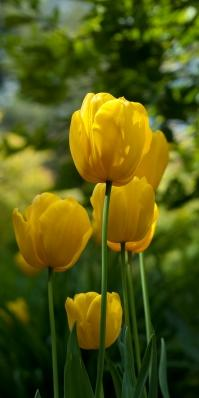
(0, 0, 199, 397)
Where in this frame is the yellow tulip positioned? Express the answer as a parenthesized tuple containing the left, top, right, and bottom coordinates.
(13, 193, 92, 272)
(65, 292, 122, 349)
(108, 205, 159, 253)
(135, 131, 169, 190)
(91, 177, 158, 252)
(69, 92, 152, 186)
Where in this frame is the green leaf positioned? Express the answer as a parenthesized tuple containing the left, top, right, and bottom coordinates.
(121, 328, 136, 398)
(64, 326, 94, 398)
(133, 334, 154, 398)
(159, 338, 170, 398)
(148, 334, 158, 398)
(34, 390, 42, 398)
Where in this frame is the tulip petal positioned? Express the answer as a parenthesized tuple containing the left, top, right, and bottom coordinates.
(39, 198, 92, 271)
(108, 204, 158, 253)
(87, 293, 122, 348)
(107, 242, 121, 252)
(26, 193, 60, 223)
(65, 297, 81, 329)
(74, 292, 99, 319)
(91, 177, 155, 246)
(69, 111, 98, 182)
(135, 131, 169, 189)
(92, 99, 151, 185)
(26, 193, 61, 264)
(80, 92, 115, 134)
(134, 179, 155, 240)
(13, 209, 45, 268)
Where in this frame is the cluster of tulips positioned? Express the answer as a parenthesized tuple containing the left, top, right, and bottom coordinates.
(13, 93, 169, 398)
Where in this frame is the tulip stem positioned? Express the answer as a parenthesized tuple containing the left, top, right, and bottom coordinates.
(48, 267, 59, 398)
(139, 253, 153, 343)
(128, 253, 147, 398)
(121, 243, 136, 383)
(95, 181, 112, 398)
(127, 252, 142, 373)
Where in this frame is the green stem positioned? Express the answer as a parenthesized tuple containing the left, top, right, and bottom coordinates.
(121, 243, 136, 382)
(95, 181, 112, 398)
(48, 268, 59, 398)
(139, 252, 153, 343)
(128, 253, 147, 398)
(127, 252, 142, 372)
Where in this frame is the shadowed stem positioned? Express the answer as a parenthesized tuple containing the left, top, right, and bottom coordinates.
(95, 181, 112, 398)
(121, 243, 136, 383)
(48, 267, 59, 398)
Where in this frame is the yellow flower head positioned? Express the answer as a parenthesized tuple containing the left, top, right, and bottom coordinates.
(91, 177, 158, 252)
(13, 193, 92, 272)
(135, 131, 169, 190)
(69, 92, 152, 186)
(65, 292, 122, 349)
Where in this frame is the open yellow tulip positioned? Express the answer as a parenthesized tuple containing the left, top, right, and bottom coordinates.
(65, 292, 122, 349)
(135, 131, 169, 190)
(69, 92, 152, 186)
(13, 193, 92, 272)
(91, 177, 158, 252)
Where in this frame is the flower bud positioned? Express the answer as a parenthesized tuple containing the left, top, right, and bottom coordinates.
(65, 292, 122, 349)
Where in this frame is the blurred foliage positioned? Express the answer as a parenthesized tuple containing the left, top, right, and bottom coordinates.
(0, 131, 54, 246)
(0, 0, 199, 397)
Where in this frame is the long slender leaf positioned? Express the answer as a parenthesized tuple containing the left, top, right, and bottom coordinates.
(34, 390, 42, 398)
(159, 338, 170, 398)
(121, 327, 136, 398)
(64, 327, 94, 398)
(148, 334, 158, 398)
(133, 334, 154, 398)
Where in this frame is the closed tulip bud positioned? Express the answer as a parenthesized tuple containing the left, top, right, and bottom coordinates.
(135, 131, 169, 190)
(69, 92, 152, 186)
(65, 292, 122, 349)
(13, 193, 92, 272)
(91, 177, 158, 252)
